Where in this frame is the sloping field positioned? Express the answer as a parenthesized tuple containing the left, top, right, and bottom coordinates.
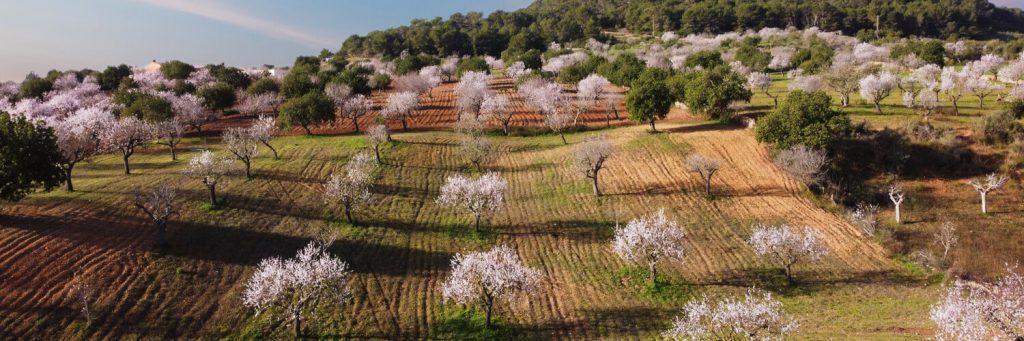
(0, 82, 937, 339)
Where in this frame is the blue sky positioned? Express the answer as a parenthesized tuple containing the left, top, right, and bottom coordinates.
(0, 0, 532, 81)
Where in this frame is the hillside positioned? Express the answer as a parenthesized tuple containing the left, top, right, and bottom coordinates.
(0, 80, 939, 339)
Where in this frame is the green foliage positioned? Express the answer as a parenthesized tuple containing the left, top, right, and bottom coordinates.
(456, 57, 490, 77)
(684, 50, 724, 69)
(196, 83, 237, 112)
(370, 73, 392, 90)
(160, 60, 196, 80)
(120, 93, 174, 122)
(206, 64, 252, 89)
(172, 80, 196, 96)
(755, 90, 851, 149)
(472, 28, 509, 57)
(19, 76, 52, 100)
(246, 78, 280, 95)
(394, 54, 440, 75)
(0, 112, 64, 201)
(682, 66, 751, 120)
(281, 64, 320, 99)
(616, 267, 698, 304)
(792, 42, 834, 73)
(735, 44, 770, 71)
(333, 67, 372, 96)
(665, 73, 692, 102)
(556, 55, 607, 84)
(597, 54, 645, 86)
(891, 40, 946, 66)
(433, 306, 514, 341)
(626, 75, 673, 131)
(278, 92, 335, 135)
(98, 64, 132, 91)
(681, 1, 736, 34)
(1007, 99, 1024, 119)
(981, 110, 1024, 145)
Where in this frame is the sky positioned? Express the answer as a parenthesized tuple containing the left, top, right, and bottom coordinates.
(0, 0, 532, 81)
(2, 0, 1023, 81)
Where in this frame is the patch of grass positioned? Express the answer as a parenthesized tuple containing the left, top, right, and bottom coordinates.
(198, 200, 226, 212)
(433, 305, 518, 341)
(616, 267, 699, 305)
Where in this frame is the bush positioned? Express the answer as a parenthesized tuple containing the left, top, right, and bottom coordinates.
(597, 54, 645, 86)
(278, 92, 335, 135)
(19, 76, 53, 100)
(172, 80, 196, 95)
(117, 92, 174, 122)
(160, 60, 196, 80)
(246, 78, 280, 95)
(684, 50, 724, 69)
(981, 111, 1024, 145)
(626, 75, 673, 131)
(1006, 99, 1024, 119)
(683, 66, 751, 120)
(755, 90, 850, 149)
(196, 83, 237, 113)
(369, 73, 391, 90)
(557, 55, 607, 84)
(394, 54, 439, 75)
(456, 57, 489, 77)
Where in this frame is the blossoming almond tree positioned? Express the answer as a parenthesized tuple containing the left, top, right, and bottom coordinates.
(664, 288, 798, 340)
(481, 94, 512, 135)
(131, 184, 178, 247)
(54, 106, 113, 191)
(968, 173, 1008, 214)
(341, 94, 374, 134)
(747, 224, 829, 283)
(382, 91, 419, 132)
(323, 152, 375, 224)
(612, 208, 687, 284)
(249, 115, 279, 159)
(859, 71, 897, 115)
(930, 268, 1023, 341)
(572, 135, 614, 196)
(182, 150, 235, 205)
(365, 124, 389, 163)
(243, 241, 352, 337)
(101, 116, 152, 175)
(747, 72, 776, 107)
(686, 153, 721, 196)
(436, 172, 507, 231)
(223, 127, 260, 179)
(441, 245, 541, 328)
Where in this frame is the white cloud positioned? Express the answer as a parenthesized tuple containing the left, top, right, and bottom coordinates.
(134, 0, 333, 48)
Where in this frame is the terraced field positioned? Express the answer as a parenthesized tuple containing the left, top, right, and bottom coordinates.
(0, 79, 941, 339)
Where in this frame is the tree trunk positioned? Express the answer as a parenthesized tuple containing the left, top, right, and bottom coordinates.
(65, 164, 75, 192)
(302, 125, 312, 135)
(502, 121, 511, 136)
(374, 145, 382, 164)
(612, 107, 619, 120)
(345, 204, 354, 223)
(894, 204, 901, 224)
(649, 119, 657, 132)
(784, 264, 794, 284)
(401, 118, 408, 131)
(874, 101, 883, 115)
(156, 222, 168, 247)
(208, 185, 218, 205)
(263, 141, 280, 159)
(244, 161, 252, 179)
(841, 94, 849, 107)
(979, 96, 985, 109)
(591, 176, 601, 196)
(559, 132, 567, 145)
(474, 212, 482, 231)
(169, 145, 177, 161)
(123, 154, 131, 175)
(293, 309, 301, 337)
(351, 117, 360, 133)
(704, 177, 712, 196)
(981, 193, 988, 214)
(951, 99, 960, 116)
(648, 262, 657, 284)
(484, 298, 494, 328)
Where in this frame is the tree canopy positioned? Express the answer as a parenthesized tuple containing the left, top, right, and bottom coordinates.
(0, 112, 64, 201)
(755, 90, 851, 149)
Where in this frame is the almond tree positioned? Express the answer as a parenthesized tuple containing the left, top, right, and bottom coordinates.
(69, 270, 102, 324)
(455, 71, 491, 117)
(941, 67, 968, 116)
(365, 124, 388, 163)
(578, 74, 610, 124)
(481, 94, 512, 135)
(102, 116, 152, 175)
(773, 145, 827, 185)
(131, 183, 178, 247)
(612, 208, 687, 284)
(169, 93, 215, 133)
(573, 135, 614, 196)
(747, 72, 776, 107)
(54, 107, 112, 191)
(324, 83, 352, 108)
(747, 224, 829, 283)
(243, 241, 352, 337)
(436, 172, 507, 231)
(239, 92, 281, 117)
(930, 268, 1024, 341)
(249, 115, 279, 159)
(859, 71, 897, 114)
(934, 221, 958, 261)
(223, 127, 259, 179)
(394, 73, 433, 96)
(183, 150, 234, 205)
(789, 75, 823, 93)
(441, 245, 541, 328)
(964, 76, 1003, 109)
(340, 94, 373, 133)
(154, 119, 185, 161)
(824, 61, 862, 107)
(969, 173, 1008, 214)
(323, 152, 375, 224)
(382, 91, 419, 132)
(664, 288, 798, 340)
(686, 153, 720, 196)
(458, 135, 493, 171)
(603, 92, 622, 121)
(544, 109, 573, 144)
(889, 184, 906, 224)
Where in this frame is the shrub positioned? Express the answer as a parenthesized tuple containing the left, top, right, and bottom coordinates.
(981, 111, 1024, 145)
(755, 90, 849, 149)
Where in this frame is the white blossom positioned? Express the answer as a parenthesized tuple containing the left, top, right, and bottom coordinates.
(436, 172, 506, 230)
(664, 288, 798, 341)
(612, 208, 686, 283)
(441, 245, 541, 327)
(747, 224, 828, 282)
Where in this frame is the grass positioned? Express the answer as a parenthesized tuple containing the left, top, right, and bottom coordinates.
(7, 81, 1018, 339)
